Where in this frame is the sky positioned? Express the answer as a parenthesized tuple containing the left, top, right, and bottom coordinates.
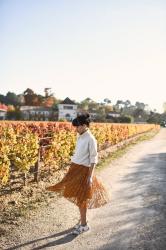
(0, 0, 166, 113)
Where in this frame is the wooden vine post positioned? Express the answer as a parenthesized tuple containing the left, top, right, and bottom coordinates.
(34, 135, 52, 182)
(34, 147, 40, 183)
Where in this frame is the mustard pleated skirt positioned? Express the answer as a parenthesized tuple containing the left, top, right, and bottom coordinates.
(46, 163, 110, 209)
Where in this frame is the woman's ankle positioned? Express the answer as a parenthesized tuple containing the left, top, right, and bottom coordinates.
(81, 221, 88, 226)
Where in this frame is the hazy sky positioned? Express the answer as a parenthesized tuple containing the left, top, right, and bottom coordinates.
(0, 0, 166, 112)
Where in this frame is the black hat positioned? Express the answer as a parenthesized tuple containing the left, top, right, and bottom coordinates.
(72, 113, 91, 127)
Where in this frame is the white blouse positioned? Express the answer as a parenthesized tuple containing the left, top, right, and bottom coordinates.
(71, 130, 98, 167)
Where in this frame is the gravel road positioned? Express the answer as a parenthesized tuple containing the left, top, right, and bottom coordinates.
(2, 128, 166, 250)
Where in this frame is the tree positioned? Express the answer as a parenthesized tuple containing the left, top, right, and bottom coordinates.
(105, 104, 113, 113)
(95, 105, 106, 122)
(78, 98, 93, 111)
(6, 92, 20, 105)
(0, 94, 7, 104)
(133, 108, 144, 118)
(146, 111, 161, 124)
(118, 116, 132, 123)
(116, 100, 124, 105)
(103, 98, 111, 104)
(135, 101, 146, 110)
(36, 94, 44, 106)
(23, 88, 39, 106)
(124, 100, 131, 108)
(24, 88, 34, 95)
(17, 94, 25, 105)
(114, 100, 125, 112)
(44, 88, 53, 97)
(43, 96, 56, 107)
(7, 105, 15, 111)
(6, 107, 22, 120)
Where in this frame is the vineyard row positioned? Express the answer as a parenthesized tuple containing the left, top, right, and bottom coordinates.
(0, 121, 160, 185)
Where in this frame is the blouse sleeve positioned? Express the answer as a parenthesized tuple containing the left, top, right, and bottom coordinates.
(89, 137, 98, 164)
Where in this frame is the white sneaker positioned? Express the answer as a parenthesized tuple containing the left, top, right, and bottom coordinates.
(74, 222, 81, 229)
(73, 220, 88, 229)
(72, 224, 90, 235)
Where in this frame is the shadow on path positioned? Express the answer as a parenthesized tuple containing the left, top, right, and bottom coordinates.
(6, 227, 77, 250)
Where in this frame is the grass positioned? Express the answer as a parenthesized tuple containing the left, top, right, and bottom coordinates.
(96, 129, 159, 172)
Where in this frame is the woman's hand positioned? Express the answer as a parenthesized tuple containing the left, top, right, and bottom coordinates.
(87, 163, 95, 185)
(87, 175, 93, 185)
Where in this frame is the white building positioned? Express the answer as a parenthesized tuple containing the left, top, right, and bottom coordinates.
(0, 109, 7, 120)
(106, 111, 121, 118)
(20, 106, 57, 121)
(0, 104, 7, 120)
(58, 97, 77, 121)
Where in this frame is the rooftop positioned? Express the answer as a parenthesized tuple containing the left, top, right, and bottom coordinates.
(60, 97, 76, 105)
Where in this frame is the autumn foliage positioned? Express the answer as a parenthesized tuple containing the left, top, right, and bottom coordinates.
(0, 121, 160, 185)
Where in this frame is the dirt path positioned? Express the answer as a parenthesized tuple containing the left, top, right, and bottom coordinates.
(2, 128, 166, 250)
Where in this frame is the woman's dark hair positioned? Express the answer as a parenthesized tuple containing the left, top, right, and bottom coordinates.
(72, 113, 91, 127)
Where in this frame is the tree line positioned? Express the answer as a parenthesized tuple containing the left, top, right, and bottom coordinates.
(0, 88, 166, 125)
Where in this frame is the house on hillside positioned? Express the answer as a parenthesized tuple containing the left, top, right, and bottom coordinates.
(106, 111, 121, 118)
(20, 106, 57, 121)
(106, 111, 121, 122)
(58, 97, 77, 121)
(0, 104, 7, 120)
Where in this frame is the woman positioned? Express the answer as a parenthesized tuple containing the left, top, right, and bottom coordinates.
(46, 113, 110, 235)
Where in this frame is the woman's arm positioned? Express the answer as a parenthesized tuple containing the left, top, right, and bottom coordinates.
(87, 136, 98, 184)
(87, 163, 96, 184)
